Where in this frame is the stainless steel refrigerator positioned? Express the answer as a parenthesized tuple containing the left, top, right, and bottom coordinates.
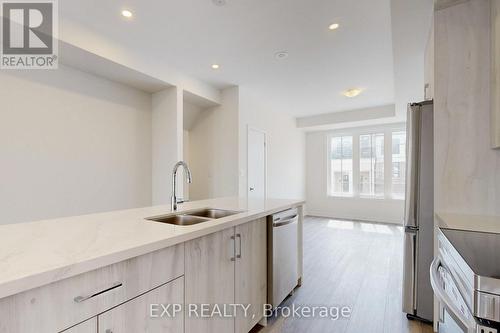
(402, 101, 434, 323)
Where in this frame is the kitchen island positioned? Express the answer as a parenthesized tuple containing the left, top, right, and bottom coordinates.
(0, 197, 305, 333)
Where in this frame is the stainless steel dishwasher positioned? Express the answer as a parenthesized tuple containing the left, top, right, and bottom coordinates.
(268, 208, 299, 309)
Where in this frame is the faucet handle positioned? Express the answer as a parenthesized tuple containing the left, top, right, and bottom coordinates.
(176, 198, 188, 204)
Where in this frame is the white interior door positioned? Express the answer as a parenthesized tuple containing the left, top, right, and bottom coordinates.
(247, 128, 266, 198)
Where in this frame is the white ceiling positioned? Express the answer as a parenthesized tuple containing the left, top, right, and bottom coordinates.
(60, 0, 400, 117)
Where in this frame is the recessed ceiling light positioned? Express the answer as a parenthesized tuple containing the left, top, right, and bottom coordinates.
(342, 88, 363, 98)
(211, 64, 220, 69)
(212, 0, 226, 6)
(121, 10, 133, 18)
(329, 23, 340, 30)
(275, 51, 289, 60)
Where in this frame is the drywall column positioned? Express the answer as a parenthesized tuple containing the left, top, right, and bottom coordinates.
(152, 87, 184, 205)
(212, 87, 240, 197)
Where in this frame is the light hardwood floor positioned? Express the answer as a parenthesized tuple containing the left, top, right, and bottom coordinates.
(252, 217, 433, 333)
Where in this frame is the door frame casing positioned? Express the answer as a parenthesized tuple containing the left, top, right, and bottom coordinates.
(246, 125, 267, 199)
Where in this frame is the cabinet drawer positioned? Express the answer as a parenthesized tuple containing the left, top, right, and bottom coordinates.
(98, 277, 184, 333)
(61, 318, 97, 333)
(0, 244, 184, 333)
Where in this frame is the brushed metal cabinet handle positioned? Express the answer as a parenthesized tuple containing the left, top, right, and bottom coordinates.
(74, 281, 123, 303)
(230, 235, 236, 261)
(236, 233, 242, 259)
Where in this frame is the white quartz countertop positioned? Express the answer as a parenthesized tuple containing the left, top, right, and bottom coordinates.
(436, 212, 500, 234)
(0, 197, 304, 299)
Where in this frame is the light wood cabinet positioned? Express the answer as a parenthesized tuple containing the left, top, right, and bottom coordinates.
(0, 244, 184, 333)
(62, 318, 97, 333)
(185, 218, 267, 333)
(185, 227, 236, 333)
(98, 277, 184, 333)
(235, 218, 267, 333)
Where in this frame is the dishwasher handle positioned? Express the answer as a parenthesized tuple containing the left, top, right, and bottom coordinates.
(273, 214, 298, 227)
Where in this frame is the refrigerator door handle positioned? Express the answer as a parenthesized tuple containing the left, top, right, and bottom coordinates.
(403, 229, 418, 315)
(404, 104, 421, 229)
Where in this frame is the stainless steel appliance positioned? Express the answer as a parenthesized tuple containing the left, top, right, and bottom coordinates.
(431, 228, 500, 333)
(268, 208, 299, 309)
(402, 101, 434, 322)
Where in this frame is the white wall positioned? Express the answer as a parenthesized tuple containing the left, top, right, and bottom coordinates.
(183, 130, 190, 200)
(424, 20, 435, 100)
(238, 90, 306, 200)
(0, 64, 305, 227)
(188, 88, 240, 200)
(390, 0, 434, 118)
(187, 108, 212, 200)
(152, 87, 183, 205)
(0, 66, 152, 224)
(306, 126, 405, 224)
(183, 102, 203, 131)
(187, 87, 306, 202)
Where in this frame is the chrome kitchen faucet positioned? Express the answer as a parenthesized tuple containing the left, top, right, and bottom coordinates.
(171, 161, 192, 211)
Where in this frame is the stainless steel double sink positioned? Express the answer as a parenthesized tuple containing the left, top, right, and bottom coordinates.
(145, 208, 242, 226)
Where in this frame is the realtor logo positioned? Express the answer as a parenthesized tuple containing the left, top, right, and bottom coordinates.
(1, 0, 58, 69)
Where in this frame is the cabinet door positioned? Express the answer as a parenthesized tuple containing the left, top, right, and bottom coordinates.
(235, 218, 267, 333)
(62, 318, 97, 333)
(98, 277, 184, 333)
(185, 228, 235, 333)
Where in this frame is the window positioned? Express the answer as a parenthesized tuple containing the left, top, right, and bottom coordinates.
(329, 136, 353, 196)
(392, 131, 406, 199)
(327, 127, 406, 200)
(359, 133, 384, 197)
